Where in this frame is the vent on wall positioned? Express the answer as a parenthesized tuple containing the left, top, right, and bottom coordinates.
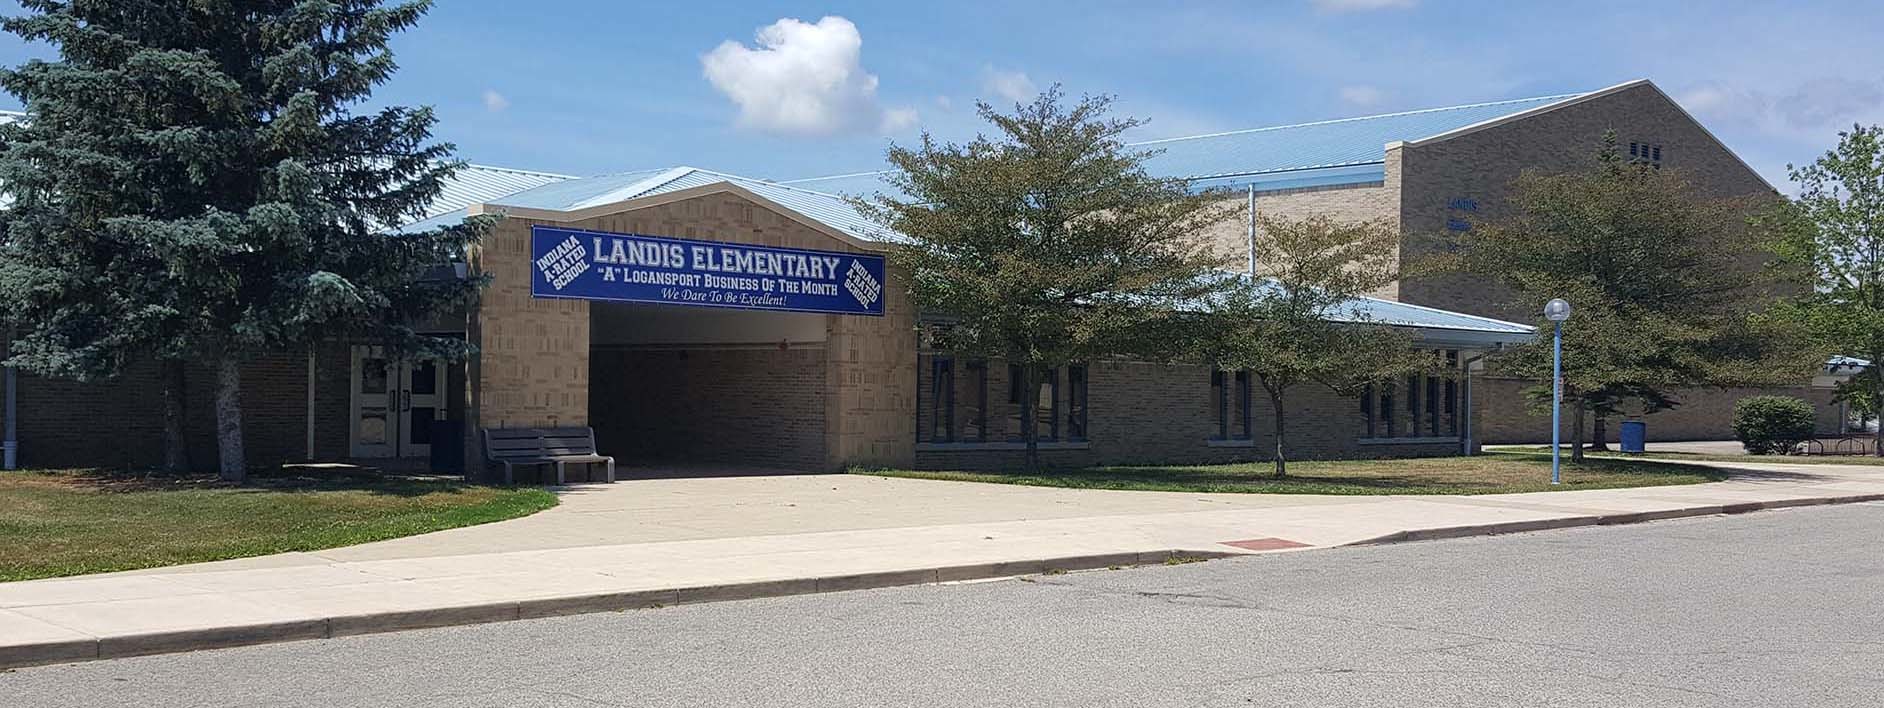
(1628, 141, 1663, 168)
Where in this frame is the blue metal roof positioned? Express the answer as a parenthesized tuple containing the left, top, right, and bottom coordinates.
(393, 163, 574, 233)
(1181, 275, 1536, 346)
(780, 92, 1583, 197)
(487, 166, 898, 243)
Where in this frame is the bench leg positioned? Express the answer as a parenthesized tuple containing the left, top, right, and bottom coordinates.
(502, 462, 514, 485)
(554, 461, 567, 485)
(606, 458, 616, 483)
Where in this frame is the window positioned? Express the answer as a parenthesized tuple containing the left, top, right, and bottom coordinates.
(1380, 381, 1396, 437)
(1358, 349, 1462, 440)
(930, 357, 955, 442)
(1067, 365, 1089, 442)
(964, 360, 989, 442)
(1361, 383, 1377, 438)
(1211, 368, 1253, 440)
(1234, 370, 1253, 440)
(1628, 141, 1664, 168)
(1036, 367, 1060, 442)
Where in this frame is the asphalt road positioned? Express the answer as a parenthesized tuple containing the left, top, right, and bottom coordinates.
(6, 504, 1882, 707)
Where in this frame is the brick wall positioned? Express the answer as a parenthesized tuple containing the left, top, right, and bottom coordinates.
(911, 356, 1464, 471)
(1396, 83, 1778, 320)
(1473, 377, 1842, 444)
(1192, 182, 1403, 298)
(591, 345, 828, 470)
(3, 352, 311, 470)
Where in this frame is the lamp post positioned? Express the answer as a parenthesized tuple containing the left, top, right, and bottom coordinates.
(1545, 298, 1572, 485)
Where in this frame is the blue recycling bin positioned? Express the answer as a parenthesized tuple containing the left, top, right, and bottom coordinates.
(1619, 420, 1646, 453)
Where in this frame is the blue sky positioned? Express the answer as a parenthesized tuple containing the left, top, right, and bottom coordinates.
(3, 1, 1881, 190)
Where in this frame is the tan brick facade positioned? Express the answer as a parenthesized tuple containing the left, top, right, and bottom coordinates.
(465, 189, 916, 474)
(1473, 378, 1843, 445)
(911, 354, 1469, 470)
(1394, 83, 1775, 320)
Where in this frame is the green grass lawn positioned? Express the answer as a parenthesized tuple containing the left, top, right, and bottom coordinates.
(0, 468, 558, 582)
(857, 451, 1728, 496)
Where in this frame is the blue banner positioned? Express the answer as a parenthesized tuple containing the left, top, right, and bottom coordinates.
(530, 225, 886, 316)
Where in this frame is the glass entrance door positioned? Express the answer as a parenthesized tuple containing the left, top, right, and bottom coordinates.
(349, 346, 447, 459)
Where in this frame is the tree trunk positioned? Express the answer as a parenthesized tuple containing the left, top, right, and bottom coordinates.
(1589, 414, 1609, 452)
(1018, 363, 1038, 471)
(1570, 403, 1586, 463)
(214, 356, 246, 482)
(1269, 388, 1287, 478)
(160, 360, 191, 474)
(1873, 393, 1883, 457)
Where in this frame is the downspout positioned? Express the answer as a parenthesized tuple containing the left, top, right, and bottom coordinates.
(3, 328, 15, 470)
(3, 361, 16, 470)
(305, 346, 316, 461)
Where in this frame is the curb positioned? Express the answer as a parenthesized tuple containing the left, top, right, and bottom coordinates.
(1347, 492, 1884, 546)
(0, 548, 1236, 671)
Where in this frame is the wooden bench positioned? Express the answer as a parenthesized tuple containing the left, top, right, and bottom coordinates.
(482, 427, 616, 485)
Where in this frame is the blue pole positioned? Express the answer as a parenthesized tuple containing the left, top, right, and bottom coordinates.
(1551, 320, 1563, 485)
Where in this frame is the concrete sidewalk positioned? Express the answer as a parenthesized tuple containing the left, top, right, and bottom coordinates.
(4, 459, 1883, 669)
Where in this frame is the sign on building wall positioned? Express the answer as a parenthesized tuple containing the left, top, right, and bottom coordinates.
(530, 225, 886, 316)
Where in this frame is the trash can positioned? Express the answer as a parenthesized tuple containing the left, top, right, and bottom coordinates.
(428, 419, 465, 475)
(1619, 420, 1646, 453)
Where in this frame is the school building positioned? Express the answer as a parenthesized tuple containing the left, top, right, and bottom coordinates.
(0, 79, 1842, 476)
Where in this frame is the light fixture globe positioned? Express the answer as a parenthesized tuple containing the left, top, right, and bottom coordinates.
(1544, 298, 1571, 322)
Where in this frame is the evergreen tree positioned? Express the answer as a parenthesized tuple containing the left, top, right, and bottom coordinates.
(862, 88, 1233, 469)
(1193, 215, 1432, 476)
(1451, 134, 1809, 461)
(0, 0, 485, 480)
(1766, 124, 1884, 455)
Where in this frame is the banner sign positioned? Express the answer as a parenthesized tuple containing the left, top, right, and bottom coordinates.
(530, 225, 885, 316)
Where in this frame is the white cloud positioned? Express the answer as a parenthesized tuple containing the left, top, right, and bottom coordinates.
(880, 106, 919, 132)
(1312, 0, 1416, 11)
(1339, 85, 1387, 107)
(934, 95, 954, 111)
(482, 89, 509, 112)
(1679, 78, 1884, 140)
(701, 15, 916, 137)
(981, 67, 1037, 104)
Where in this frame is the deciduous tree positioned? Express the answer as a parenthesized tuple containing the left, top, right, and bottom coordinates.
(1451, 134, 1808, 461)
(1766, 124, 1884, 455)
(1192, 215, 1432, 476)
(862, 88, 1233, 469)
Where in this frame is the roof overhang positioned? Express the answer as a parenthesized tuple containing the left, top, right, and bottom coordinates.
(469, 180, 894, 253)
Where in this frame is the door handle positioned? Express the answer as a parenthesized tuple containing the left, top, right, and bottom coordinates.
(402, 390, 411, 412)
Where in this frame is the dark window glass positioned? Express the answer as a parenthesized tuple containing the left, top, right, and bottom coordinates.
(410, 360, 438, 395)
(1427, 370, 1440, 437)
(1406, 375, 1421, 436)
(1361, 383, 1376, 438)
(411, 408, 435, 444)
(1382, 382, 1396, 437)
(931, 357, 955, 442)
(1233, 370, 1252, 440)
(1067, 365, 1089, 442)
(965, 361, 988, 442)
(1210, 369, 1228, 440)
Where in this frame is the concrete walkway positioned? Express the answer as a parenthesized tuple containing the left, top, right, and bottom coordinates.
(4, 459, 1883, 669)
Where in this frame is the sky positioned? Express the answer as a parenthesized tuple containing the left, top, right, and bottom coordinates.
(2, 0, 1881, 191)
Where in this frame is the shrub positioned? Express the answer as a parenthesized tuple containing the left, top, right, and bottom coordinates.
(1733, 396, 1817, 455)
